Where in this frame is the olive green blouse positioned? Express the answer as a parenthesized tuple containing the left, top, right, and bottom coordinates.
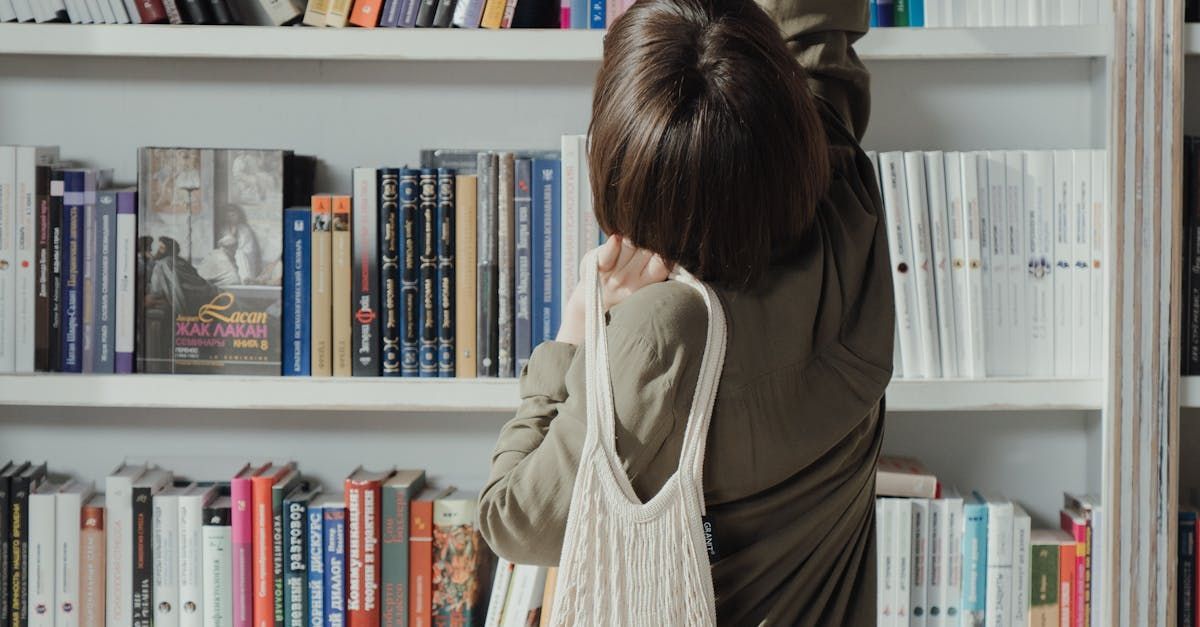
(477, 1, 893, 624)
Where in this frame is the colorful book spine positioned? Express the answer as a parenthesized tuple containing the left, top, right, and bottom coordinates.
(346, 476, 386, 627)
(311, 195, 333, 378)
(0, 464, 16, 626)
(272, 474, 303, 627)
(381, 472, 425, 627)
(232, 475, 256, 627)
(877, 0, 893, 25)
(418, 169, 438, 378)
(82, 183, 97, 373)
(532, 159, 561, 344)
(332, 195, 353, 377)
(11, 464, 48, 627)
(283, 207, 312, 376)
(114, 190, 135, 373)
(869, 0, 877, 25)
(476, 153, 499, 377)
(306, 502, 325, 627)
(323, 506, 346, 627)
(513, 158, 534, 373)
(454, 175, 478, 379)
(48, 174, 64, 372)
(436, 168, 456, 378)
(377, 0, 399, 25)
(496, 153, 515, 378)
(409, 490, 440, 627)
(908, 0, 923, 25)
(132, 478, 158, 627)
(79, 498, 105, 627)
(587, 0, 600, 27)
(1060, 510, 1087, 627)
(352, 167, 380, 377)
(961, 495, 988, 627)
(894, 0, 907, 24)
(399, 170, 421, 377)
(478, 0, 501, 26)
(347, 0, 381, 26)
(15, 148, 57, 373)
(34, 166, 52, 372)
(60, 170, 85, 373)
(379, 169, 401, 376)
(431, 493, 489, 627)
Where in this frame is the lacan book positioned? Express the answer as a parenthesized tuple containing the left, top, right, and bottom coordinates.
(137, 148, 301, 375)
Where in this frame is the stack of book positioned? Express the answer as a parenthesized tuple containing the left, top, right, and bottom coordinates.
(875, 455, 1102, 627)
(870, 149, 1107, 380)
(869, 0, 1107, 27)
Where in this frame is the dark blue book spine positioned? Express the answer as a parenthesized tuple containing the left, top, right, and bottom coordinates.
(876, 0, 893, 26)
(588, 0, 602, 28)
(306, 505, 324, 627)
(418, 169, 438, 377)
(513, 159, 533, 372)
(399, 170, 420, 377)
(283, 207, 312, 376)
(323, 508, 345, 627)
(94, 190, 118, 373)
(533, 159, 562, 344)
(436, 168, 456, 378)
(60, 171, 85, 373)
(379, 169, 402, 377)
(378, 0, 401, 26)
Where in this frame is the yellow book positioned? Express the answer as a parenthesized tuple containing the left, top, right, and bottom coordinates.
(455, 175, 478, 378)
(325, 0, 352, 26)
(479, 0, 505, 28)
(310, 195, 333, 377)
(302, 0, 329, 26)
(332, 195, 353, 377)
(540, 568, 556, 626)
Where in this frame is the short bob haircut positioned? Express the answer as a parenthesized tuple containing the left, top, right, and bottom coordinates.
(589, 0, 830, 287)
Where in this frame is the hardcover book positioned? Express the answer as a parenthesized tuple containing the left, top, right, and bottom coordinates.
(436, 168, 456, 377)
(351, 167, 380, 377)
(332, 195, 353, 377)
(399, 169, 421, 377)
(28, 478, 61, 627)
(115, 189, 136, 373)
(496, 153, 515, 378)
(531, 158, 561, 345)
(178, 483, 218, 627)
(153, 485, 186, 627)
(34, 165, 54, 372)
(105, 462, 146, 627)
(345, 468, 394, 627)
(310, 195, 333, 377)
(283, 207, 311, 376)
(252, 463, 298, 627)
(381, 470, 426, 627)
(0, 462, 21, 626)
(322, 498, 346, 627)
(418, 169, 438, 377)
(410, 487, 453, 627)
(137, 148, 292, 375)
(233, 463, 270, 627)
(79, 494, 105, 627)
(283, 487, 319, 627)
(10, 462, 46, 626)
(432, 491, 493, 627)
(202, 496, 233, 627)
(271, 470, 305, 627)
(476, 153, 499, 377)
(132, 469, 174, 627)
(454, 175, 478, 378)
(379, 169, 401, 376)
(514, 158, 533, 373)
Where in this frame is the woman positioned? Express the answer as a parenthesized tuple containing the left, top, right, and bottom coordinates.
(478, 0, 892, 623)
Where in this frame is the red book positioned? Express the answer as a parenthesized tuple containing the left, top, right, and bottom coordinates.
(344, 467, 394, 627)
(134, 0, 169, 22)
(232, 463, 268, 627)
(1060, 508, 1088, 627)
(409, 487, 453, 627)
(1058, 542, 1074, 627)
(347, 0, 382, 26)
(251, 463, 296, 627)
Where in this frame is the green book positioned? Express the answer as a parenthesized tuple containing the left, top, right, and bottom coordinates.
(380, 470, 427, 627)
(1030, 529, 1071, 627)
(894, 0, 908, 26)
(272, 468, 306, 627)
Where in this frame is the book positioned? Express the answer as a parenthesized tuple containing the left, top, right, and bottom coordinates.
(538, 569, 555, 627)
(14, 146, 58, 373)
(8, 462, 46, 626)
(410, 487, 453, 627)
(976, 491, 1013, 627)
(379, 170, 401, 376)
(959, 152, 987, 377)
(1089, 150, 1105, 378)
(48, 172, 64, 371)
(322, 498, 346, 627)
(114, 189, 136, 373)
(59, 170, 88, 373)
(1003, 151, 1029, 376)
(82, 180, 98, 372)
(348, 0, 381, 25)
(53, 480, 93, 627)
(893, 498, 911, 624)
(431, 0, 454, 25)
(1064, 493, 1102, 627)
(1030, 529, 1073, 627)
(484, 557, 513, 627)
(301, 0, 325, 24)
(418, 169, 438, 378)
(432, 491, 493, 627)
(79, 495, 105, 627)
(333, 195, 352, 377)
(923, 151, 958, 378)
(180, 484, 219, 627)
(448, 0, 481, 26)
(27, 478, 60, 627)
(879, 152, 921, 377)
(251, 463, 298, 627)
(476, 153, 500, 377)
(903, 152, 942, 378)
(984, 151, 1008, 376)
(1012, 503, 1032, 627)
(345, 468, 393, 627)
(942, 488, 964, 626)
(305, 498, 326, 627)
(324, 0, 350, 24)
(399, 170, 420, 377)
(271, 471, 305, 627)
(532, 158, 561, 345)
(513, 158, 534, 373)
(105, 462, 146, 627)
(138, 148, 291, 375)
(283, 206, 311, 376)
(876, 455, 939, 499)
(154, 485, 186, 627)
(381, 470, 426, 627)
(233, 464, 270, 627)
(1071, 150, 1093, 378)
(558, 136, 580, 331)
(283, 487, 319, 627)
(310, 196, 333, 377)
(351, 167, 380, 377)
(961, 493, 988, 627)
(1052, 150, 1074, 377)
(496, 153, 515, 378)
(436, 168, 456, 378)
(1183, 510, 1197, 627)
(179, 0, 211, 21)
(34, 165, 53, 371)
(910, 498, 930, 627)
(926, 497, 944, 627)
(202, 496, 233, 627)
(132, 469, 173, 627)
(133, 0, 168, 21)
(876, 498, 893, 626)
(1025, 150, 1055, 376)
(478, 0, 500, 26)
(500, 565, 546, 627)
(454, 175, 477, 378)
(1060, 507, 1088, 627)
(0, 462, 18, 625)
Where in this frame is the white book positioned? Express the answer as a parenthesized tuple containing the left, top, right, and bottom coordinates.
(11, 0, 35, 20)
(202, 514, 232, 627)
(1071, 150, 1093, 378)
(106, 0, 128, 21)
(62, 0, 82, 22)
(106, 463, 148, 627)
(28, 480, 61, 627)
(38, 0, 67, 21)
(559, 135, 581, 325)
(924, 152, 959, 378)
(155, 487, 184, 627)
(115, 192, 136, 372)
(500, 565, 547, 627)
(0, 0, 16, 21)
(893, 498, 912, 625)
(976, 491, 1013, 627)
(1003, 151, 1030, 376)
(924, 0, 940, 27)
(1052, 150, 1074, 377)
(867, 151, 902, 380)
(904, 152, 943, 378)
(55, 480, 95, 627)
(579, 139, 600, 252)
(941, 0, 955, 26)
(484, 557, 515, 627)
(1044, 0, 1060, 24)
(961, 0, 975, 27)
(1004, 0, 1019, 25)
(1061, 0, 1079, 23)
(941, 489, 965, 626)
(120, 0, 139, 21)
(179, 484, 217, 627)
(1025, 150, 1055, 377)
(876, 499, 892, 626)
(959, 152, 988, 377)
(927, 499, 945, 627)
(0, 146, 15, 373)
(910, 498, 930, 627)
(1011, 504, 1032, 627)
(989, 0, 1003, 27)
(984, 152, 1008, 377)
(13, 146, 57, 373)
(1090, 500, 1104, 626)
(89, 0, 112, 22)
(1090, 150, 1106, 377)
(879, 152, 922, 378)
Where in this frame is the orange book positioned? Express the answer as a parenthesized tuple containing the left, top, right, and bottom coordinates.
(478, 0, 505, 28)
(409, 487, 453, 627)
(345, 467, 394, 627)
(347, 0, 381, 27)
(251, 463, 297, 627)
(1058, 542, 1075, 627)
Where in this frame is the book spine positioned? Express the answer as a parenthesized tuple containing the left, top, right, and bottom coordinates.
(81, 190, 96, 373)
(910, 499, 929, 627)
(894, 0, 907, 24)
(79, 504, 104, 627)
(961, 502, 987, 626)
(105, 474, 133, 626)
(413, 0, 436, 26)
(323, 508, 345, 627)
(93, 191, 116, 373)
(54, 491, 82, 627)
(132, 486, 154, 627)
(1029, 542, 1058, 627)
(1012, 511, 1031, 627)
(1061, 514, 1086, 627)
(379, 171, 401, 377)
(1089, 150, 1105, 377)
(202, 512, 232, 627)
(380, 486, 412, 627)
(347, 0, 380, 26)
(399, 171, 420, 377)
(13, 150, 38, 373)
(272, 486, 290, 627)
(586, 0, 600, 27)
(484, 558, 513, 627)
(0, 144, 15, 366)
(893, 499, 911, 625)
(251, 478, 276, 627)
(0, 474, 9, 627)
(345, 482, 382, 627)
(983, 151, 1007, 375)
(431, 0, 454, 25)
(477, 153, 499, 377)
(284, 500, 307, 627)
(1004, 151, 1029, 375)
(558, 137, 579, 338)
(903, 152, 942, 378)
(26, 491, 54, 627)
(283, 208, 312, 376)
(875, 500, 891, 625)
(418, 170, 438, 378)
(179, 495, 206, 627)
(48, 176, 63, 372)
(496, 153, 515, 378)
(436, 169, 455, 378)
(478, 0, 501, 26)
(34, 166, 51, 371)
(409, 499, 433, 627)
(1071, 150, 1093, 378)
(923, 151, 958, 378)
(324, 0, 350, 25)
(984, 502, 1013, 627)
(396, 0, 417, 26)
(352, 168, 380, 377)
(232, 478, 255, 627)
(1025, 150, 1055, 376)
(153, 495, 181, 627)
(332, 195, 353, 377)
(1183, 515, 1197, 627)
(1052, 150, 1074, 377)
(448, 0, 480, 26)
(180, 0, 211, 21)
(514, 159, 533, 373)
(454, 175, 478, 378)
(134, 0, 167, 21)
(378, 0, 399, 26)
(114, 191, 135, 373)
(306, 506, 324, 627)
(962, 152, 988, 377)
(60, 172, 84, 372)
(879, 152, 921, 377)
(311, 196, 333, 377)
(9, 472, 38, 627)
(1059, 543, 1074, 627)
(301, 0, 325, 25)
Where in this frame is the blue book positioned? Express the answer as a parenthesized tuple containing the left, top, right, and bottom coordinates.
(418, 169, 438, 378)
(397, 0, 420, 26)
(588, 0, 603, 28)
(94, 190, 118, 373)
(876, 0, 894, 26)
(908, 0, 923, 26)
(570, 0, 585, 28)
(399, 169, 421, 377)
(283, 207, 312, 376)
(961, 493, 989, 626)
(306, 501, 326, 627)
(379, 0, 402, 26)
(322, 502, 345, 627)
(436, 168, 456, 377)
(60, 170, 87, 373)
(513, 159, 534, 372)
(379, 169, 402, 376)
(284, 487, 319, 627)
(869, 0, 878, 26)
(531, 159, 562, 345)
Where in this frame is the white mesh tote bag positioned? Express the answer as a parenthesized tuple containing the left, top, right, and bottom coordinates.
(549, 252, 725, 626)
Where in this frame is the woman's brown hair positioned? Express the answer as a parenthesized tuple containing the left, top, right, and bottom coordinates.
(588, 0, 830, 287)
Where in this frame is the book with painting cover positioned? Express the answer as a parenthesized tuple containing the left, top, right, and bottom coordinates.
(432, 491, 494, 627)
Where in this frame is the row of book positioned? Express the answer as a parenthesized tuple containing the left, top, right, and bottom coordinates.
(869, 0, 1107, 27)
(1180, 136, 1200, 376)
(876, 456, 1103, 627)
(870, 149, 1107, 379)
(0, 459, 520, 627)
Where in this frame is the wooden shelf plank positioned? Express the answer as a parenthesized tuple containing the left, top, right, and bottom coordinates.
(0, 24, 1110, 61)
(0, 375, 1104, 412)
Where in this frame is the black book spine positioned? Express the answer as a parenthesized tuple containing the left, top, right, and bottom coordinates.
(399, 171, 420, 377)
(48, 173, 63, 373)
(34, 166, 52, 372)
(352, 168, 381, 377)
(181, 0, 211, 23)
(414, 0, 438, 26)
(11, 464, 45, 627)
(477, 153, 499, 377)
(1189, 137, 1200, 374)
(436, 168, 455, 378)
(207, 0, 234, 24)
(202, 504, 231, 527)
(431, 0, 455, 25)
(0, 469, 13, 627)
(131, 486, 153, 627)
(418, 169, 439, 377)
(379, 170, 401, 376)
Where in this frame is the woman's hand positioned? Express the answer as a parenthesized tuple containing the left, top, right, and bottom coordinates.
(555, 235, 672, 346)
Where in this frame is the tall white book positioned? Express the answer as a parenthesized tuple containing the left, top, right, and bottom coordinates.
(14, 146, 58, 373)
(924, 152, 959, 378)
(877, 499, 894, 627)
(904, 152, 943, 378)
(28, 480, 61, 627)
(910, 499, 931, 627)
(976, 491, 1014, 627)
(201, 498, 232, 627)
(984, 151, 1009, 376)
(1025, 150, 1056, 377)
(0, 146, 16, 373)
(154, 486, 184, 627)
(1011, 504, 1032, 627)
(1052, 150, 1075, 377)
(55, 480, 95, 627)
(1070, 150, 1094, 378)
(115, 189, 136, 375)
(879, 152, 922, 378)
(483, 557, 514, 627)
(961, 152, 988, 377)
(944, 152, 969, 377)
(893, 498, 913, 626)
(179, 484, 218, 627)
(927, 498, 945, 627)
(500, 565, 547, 627)
(868, 151, 903, 380)
(1090, 150, 1106, 377)
(942, 489, 964, 626)
(1003, 151, 1029, 376)
(559, 135, 581, 324)
(106, 463, 148, 627)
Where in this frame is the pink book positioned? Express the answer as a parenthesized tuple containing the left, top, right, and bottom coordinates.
(559, 0, 568, 27)
(232, 463, 271, 627)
